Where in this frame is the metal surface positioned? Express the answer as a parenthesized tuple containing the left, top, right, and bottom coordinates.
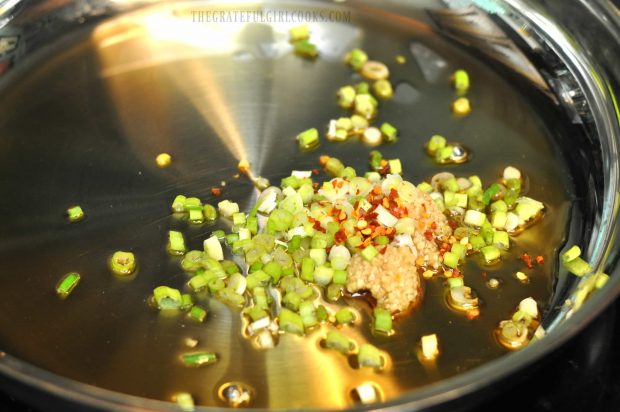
(0, 0, 618, 411)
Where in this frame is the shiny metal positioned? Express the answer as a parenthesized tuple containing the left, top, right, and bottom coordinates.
(0, 0, 618, 411)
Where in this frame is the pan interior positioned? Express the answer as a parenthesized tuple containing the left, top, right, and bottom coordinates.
(0, 1, 577, 409)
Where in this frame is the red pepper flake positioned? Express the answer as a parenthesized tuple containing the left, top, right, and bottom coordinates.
(466, 308, 480, 320)
(389, 188, 398, 199)
(431, 221, 437, 230)
(447, 220, 457, 230)
(313, 220, 326, 233)
(424, 230, 433, 241)
(335, 228, 347, 244)
(481, 271, 487, 279)
(331, 180, 338, 189)
(521, 253, 533, 269)
(535, 255, 544, 265)
(312, 169, 319, 175)
(372, 186, 382, 195)
(379, 246, 388, 255)
(211, 187, 222, 196)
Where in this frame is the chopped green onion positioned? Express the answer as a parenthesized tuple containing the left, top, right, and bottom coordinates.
(212, 230, 226, 240)
(469, 175, 483, 187)
(174, 392, 195, 412)
(447, 277, 464, 289)
(189, 305, 207, 322)
(208, 278, 226, 293)
(232, 212, 246, 226)
(373, 79, 393, 99)
(355, 81, 370, 95)
(298, 256, 315, 282)
(221, 260, 239, 275)
(245, 306, 269, 322)
(188, 206, 204, 224)
(289, 24, 309, 41)
(263, 261, 283, 283)
(417, 182, 433, 193)
(326, 283, 343, 301)
(299, 300, 318, 328)
(563, 257, 593, 277)
(340, 166, 356, 179)
(380, 122, 398, 143)
(204, 235, 224, 261)
(482, 184, 501, 205)
(452, 97, 471, 116)
(325, 157, 345, 177)
(453, 69, 470, 95)
(153, 286, 182, 309)
(225, 233, 239, 245)
(279, 308, 305, 335)
(181, 351, 217, 367)
(335, 308, 355, 325)
(480, 245, 501, 263)
(361, 245, 379, 262)
(246, 215, 258, 235)
(373, 308, 392, 334)
(168, 231, 186, 256)
(480, 221, 494, 244)
(252, 286, 270, 310)
(562, 245, 582, 263)
(293, 40, 318, 58)
(109, 251, 136, 276)
(56, 272, 80, 298)
(427, 135, 447, 153)
(217, 200, 239, 218)
(332, 269, 348, 285)
(451, 243, 467, 260)
(203, 204, 217, 221)
(325, 330, 352, 353)
(374, 235, 389, 246)
(180, 294, 193, 310)
(493, 230, 510, 250)
(369, 150, 383, 171)
(358, 343, 383, 369)
(217, 287, 245, 307)
(337, 85, 356, 109)
(435, 146, 453, 163)
(515, 197, 544, 222)
(388, 159, 402, 175)
(66, 205, 85, 222)
(463, 210, 486, 227)
(354, 94, 377, 119)
(316, 304, 328, 322)
(347, 48, 368, 70)
(246, 270, 271, 290)
(491, 211, 508, 229)
(309, 248, 327, 266)
(181, 250, 204, 272)
(185, 197, 202, 209)
(171, 195, 186, 213)
(443, 251, 459, 269)
(314, 265, 334, 286)
(188, 275, 208, 292)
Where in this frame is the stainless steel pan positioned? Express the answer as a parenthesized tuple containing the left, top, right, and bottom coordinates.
(0, 0, 619, 410)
